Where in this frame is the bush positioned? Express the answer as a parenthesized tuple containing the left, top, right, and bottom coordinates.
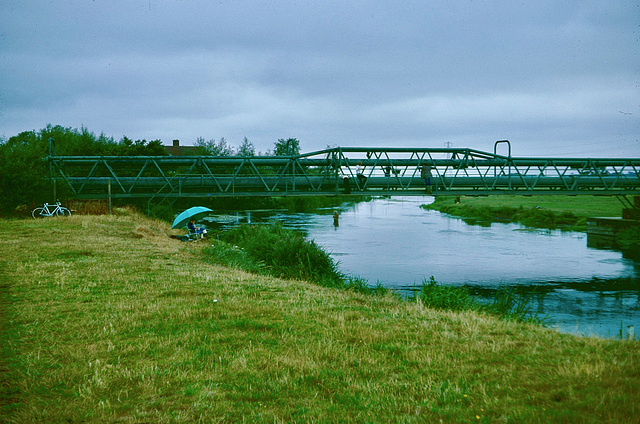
(203, 239, 266, 275)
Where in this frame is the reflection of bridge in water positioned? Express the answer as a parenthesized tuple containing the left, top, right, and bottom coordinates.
(48, 142, 640, 205)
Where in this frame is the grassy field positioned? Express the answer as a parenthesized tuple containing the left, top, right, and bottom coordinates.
(1, 211, 639, 423)
(424, 195, 626, 231)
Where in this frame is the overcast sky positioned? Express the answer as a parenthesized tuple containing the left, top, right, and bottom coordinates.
(1, 1, 638, 157)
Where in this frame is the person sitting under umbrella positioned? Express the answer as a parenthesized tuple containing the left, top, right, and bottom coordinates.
(187, 219, 206, 239)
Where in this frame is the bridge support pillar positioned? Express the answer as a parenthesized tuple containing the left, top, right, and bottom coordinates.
(621, 196, 640, 220)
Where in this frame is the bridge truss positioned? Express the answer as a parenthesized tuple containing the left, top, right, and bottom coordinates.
(48, 144, 640, 203)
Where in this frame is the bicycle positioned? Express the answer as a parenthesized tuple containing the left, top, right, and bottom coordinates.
(32, 202, 72, 218)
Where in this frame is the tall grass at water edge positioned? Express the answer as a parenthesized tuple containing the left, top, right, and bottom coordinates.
(203, 222, 386, 295)
(417, 277, 544, 325)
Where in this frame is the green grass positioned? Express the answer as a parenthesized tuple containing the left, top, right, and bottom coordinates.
(417, 277, 544, 325)
(1, 212, 639, 423)
(204, 222, 387, 296)
(423, 195, 625, 231)
(212, 222, 344, 284)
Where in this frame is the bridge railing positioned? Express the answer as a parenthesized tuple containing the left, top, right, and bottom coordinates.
(47, 146, 640, 198)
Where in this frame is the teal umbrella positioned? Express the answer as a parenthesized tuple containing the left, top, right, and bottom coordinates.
(171, 206, 213, 229)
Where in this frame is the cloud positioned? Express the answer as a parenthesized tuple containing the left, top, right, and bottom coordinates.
(1, 0, 638, 156)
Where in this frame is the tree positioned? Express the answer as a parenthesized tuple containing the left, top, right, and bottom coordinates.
(273, 138, 300, 156)
(114, 137, 168, 156)
(195, 137, 235, 156)
(40, 124, 116, 156)
(0, 124, 168, 215)
(0, 130, 50, 214)
(236, 137, 256, 157)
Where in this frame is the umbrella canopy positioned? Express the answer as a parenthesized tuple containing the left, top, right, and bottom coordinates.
(171, 206, 214, 229)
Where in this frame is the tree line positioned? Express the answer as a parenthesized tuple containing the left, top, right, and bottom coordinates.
(0, 124, 301, 216)
(195, 136, 300, 157)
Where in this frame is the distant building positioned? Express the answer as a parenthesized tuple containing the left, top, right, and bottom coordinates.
(164, 139, 199, 156)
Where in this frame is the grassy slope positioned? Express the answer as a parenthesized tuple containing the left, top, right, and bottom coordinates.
(1, 212, 639, 423)
(425, 195, 625, 231)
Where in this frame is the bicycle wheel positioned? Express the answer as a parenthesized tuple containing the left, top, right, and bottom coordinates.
(56, 207, 71, 217)
(32, 207, 46, 218)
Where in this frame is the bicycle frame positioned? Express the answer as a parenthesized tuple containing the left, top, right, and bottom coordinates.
(42, 203, 60, 216)
(32, 202, 71, 218)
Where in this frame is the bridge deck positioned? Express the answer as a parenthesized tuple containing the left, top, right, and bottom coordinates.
(47, 145, 640, 200)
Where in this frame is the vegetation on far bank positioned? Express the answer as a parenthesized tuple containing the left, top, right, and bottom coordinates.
(1, 212, 639, 423)
(422, 195, 626, 232)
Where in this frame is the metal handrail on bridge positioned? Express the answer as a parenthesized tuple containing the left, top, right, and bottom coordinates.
(47, 145, 640, 199)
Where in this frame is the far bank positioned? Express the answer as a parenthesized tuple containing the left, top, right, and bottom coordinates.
(422, 194, 627, 231)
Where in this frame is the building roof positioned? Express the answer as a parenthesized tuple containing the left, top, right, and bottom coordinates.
(164, 140, 199, 156)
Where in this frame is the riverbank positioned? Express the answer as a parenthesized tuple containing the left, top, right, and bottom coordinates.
(423, 195, 625, 232)
(1, 212, 639, 423)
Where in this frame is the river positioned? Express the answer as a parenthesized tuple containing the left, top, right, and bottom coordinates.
(205, 196, 640, 339)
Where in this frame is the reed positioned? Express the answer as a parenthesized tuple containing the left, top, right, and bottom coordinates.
(416, 277, 543, 324)
(483, 286, 544, 324)
(416, 276, 477, 311)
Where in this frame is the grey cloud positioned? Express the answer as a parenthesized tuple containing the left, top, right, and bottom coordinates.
(0, 0, 637, 156)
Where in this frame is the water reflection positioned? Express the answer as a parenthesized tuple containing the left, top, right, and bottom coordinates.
(462, 279, 640, 338)
(203, 197, 639, 339)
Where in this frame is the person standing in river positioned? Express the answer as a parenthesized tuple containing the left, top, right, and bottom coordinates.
(341, 168, 351, 194)
(421, 162, 432, 194)
(356, 161, 366, 190)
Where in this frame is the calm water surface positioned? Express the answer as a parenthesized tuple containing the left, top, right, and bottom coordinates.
(206, 196, 640, 338)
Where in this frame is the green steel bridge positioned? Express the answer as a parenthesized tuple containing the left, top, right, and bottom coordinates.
(48, 141, 640, 208)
